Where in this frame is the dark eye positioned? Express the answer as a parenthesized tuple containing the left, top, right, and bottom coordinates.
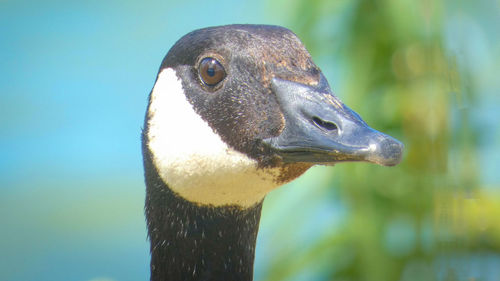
(199, 57, 226, 86)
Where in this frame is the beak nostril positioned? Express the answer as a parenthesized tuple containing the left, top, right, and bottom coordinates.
(312, 116, 338, 132)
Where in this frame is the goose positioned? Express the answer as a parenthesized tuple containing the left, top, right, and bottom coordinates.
(142, 24, 403, 281)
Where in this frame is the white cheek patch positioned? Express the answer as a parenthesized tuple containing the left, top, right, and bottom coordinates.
(147, 68, 282, 207)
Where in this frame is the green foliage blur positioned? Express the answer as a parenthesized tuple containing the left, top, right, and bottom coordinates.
(261, 0, 499, 280)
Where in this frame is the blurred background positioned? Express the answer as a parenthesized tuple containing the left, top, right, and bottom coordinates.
(1, 0, 499, 280)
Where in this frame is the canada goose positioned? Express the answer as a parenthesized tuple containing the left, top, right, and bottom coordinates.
(142, 24, 403, 281)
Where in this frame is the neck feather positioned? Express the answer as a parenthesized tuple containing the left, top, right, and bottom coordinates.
(143, 146, 263, 281)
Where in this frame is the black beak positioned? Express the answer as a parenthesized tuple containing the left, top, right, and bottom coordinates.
(263, 75, 404, 166)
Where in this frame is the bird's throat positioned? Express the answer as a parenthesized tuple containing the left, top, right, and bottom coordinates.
(146, 176, 262, 281)
(143, 144, 263, 281)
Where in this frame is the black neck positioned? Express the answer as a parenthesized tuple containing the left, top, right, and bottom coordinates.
(143, 146, 263, 281)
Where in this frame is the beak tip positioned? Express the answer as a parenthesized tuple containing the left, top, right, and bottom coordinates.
(367, 137, 404, 166)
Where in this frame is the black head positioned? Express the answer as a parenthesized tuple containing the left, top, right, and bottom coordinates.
(143, 24, 403, 206)
(155, 24, 403, 170)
